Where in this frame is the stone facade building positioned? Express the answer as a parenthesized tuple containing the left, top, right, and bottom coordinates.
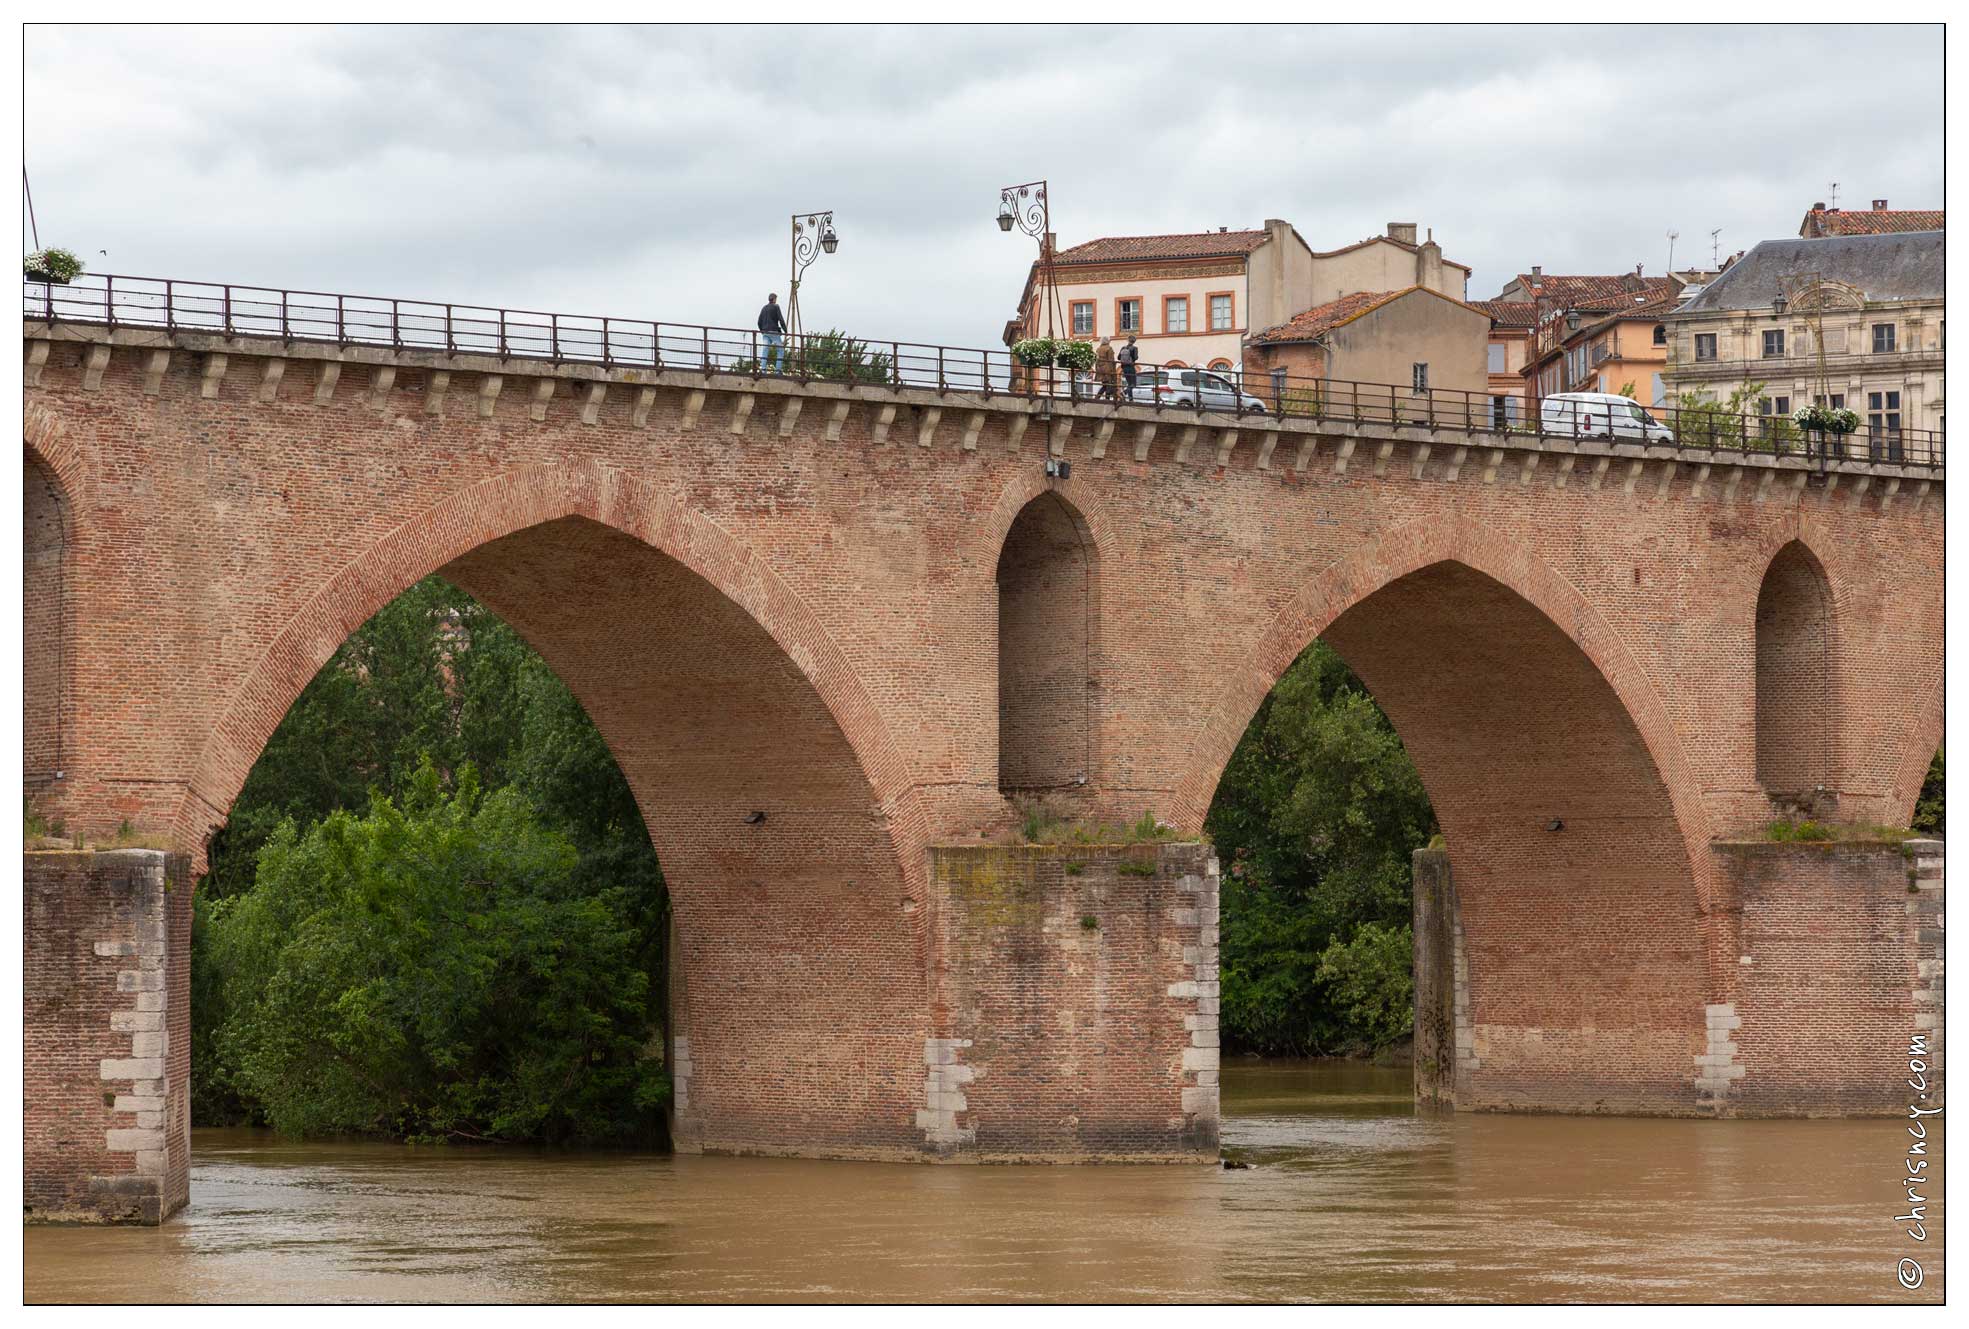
(1661, 230, 1945, 447)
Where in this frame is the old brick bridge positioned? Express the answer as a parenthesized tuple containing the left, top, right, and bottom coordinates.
(23, 280, 1945, 1222)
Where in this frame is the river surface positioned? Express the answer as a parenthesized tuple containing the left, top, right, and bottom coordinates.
(25, 1061, 1943, 1303)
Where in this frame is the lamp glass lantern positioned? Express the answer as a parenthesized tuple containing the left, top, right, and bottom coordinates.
(996, 199, 1016, 232)
(821, 224, 839, 255)
(1773, 293, 1788, 317)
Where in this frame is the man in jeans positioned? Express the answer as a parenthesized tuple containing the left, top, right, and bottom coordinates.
(757, 293, 787, 372)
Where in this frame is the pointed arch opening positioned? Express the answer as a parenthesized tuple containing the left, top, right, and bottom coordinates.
(996, 491, 1097, 796)
(1755, 540, 1835, 802)
(25, 447, 73, 808)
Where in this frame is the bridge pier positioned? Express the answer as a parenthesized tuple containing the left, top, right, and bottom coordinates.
(1414, 840, 1945, 1116)
(25, 850, 193, 1224)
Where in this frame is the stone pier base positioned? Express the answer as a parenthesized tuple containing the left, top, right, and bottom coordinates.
(25, 850, 193, 1223)
(924, 841, 1220, 1161)
(1413, 839, 1944, 1116)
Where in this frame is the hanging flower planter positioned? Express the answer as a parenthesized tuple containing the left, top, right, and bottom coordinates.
(24, 247, 83, 285)
(1012, 337, 1057, 368)
(1053, 339, 1096, 372)
(1792, 403, 1860, 435)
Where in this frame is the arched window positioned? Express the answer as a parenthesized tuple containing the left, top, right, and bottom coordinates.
(1755, 541, 1834, 798)
(997, 492, 1095, 794)
(1208, 358, 1234, 372)
(1164, 360, 1189, 370)
(1653, 324, 1667, 346)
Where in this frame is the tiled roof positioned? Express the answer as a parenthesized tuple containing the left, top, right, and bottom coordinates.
(1677, 232, 1944, 313)
(1250, 290, 1400, 344)
(1314, 234, 1473, 272)
(1050, 230, 1271, 265)
(1800, 207, 1944, 237)
(1471, 299, 1537, 328)
(1511, 274, 1683, 309)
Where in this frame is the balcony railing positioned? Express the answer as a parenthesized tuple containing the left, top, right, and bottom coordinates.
(23, 273, 1944, 472)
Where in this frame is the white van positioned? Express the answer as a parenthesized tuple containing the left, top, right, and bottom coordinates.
(1538, 391, 1674, 444)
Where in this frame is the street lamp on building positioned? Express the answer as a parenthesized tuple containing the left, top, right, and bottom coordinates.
(1772, 293, 1788, 318)
(997, 179, 1061, 341)
(787, 210, 838, 359)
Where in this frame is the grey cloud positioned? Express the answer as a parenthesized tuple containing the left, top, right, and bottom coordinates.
(25, 23, 1941, 352)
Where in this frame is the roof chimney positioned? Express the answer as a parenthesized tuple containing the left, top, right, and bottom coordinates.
(1873, 199, 1889, 211)
(1219, 226, 1227, 233)
(1812, 201, 1825, 212)
(1531, 265, 1542, 278)
(1386, 221, 1418, 246)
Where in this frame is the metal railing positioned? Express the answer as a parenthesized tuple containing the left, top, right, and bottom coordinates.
(23, 273, 1945, 471)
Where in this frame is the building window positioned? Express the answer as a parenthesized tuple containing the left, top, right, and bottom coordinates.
(1209, 293, 1233, 331)
(1652, 324, 1667, 346)
(1411, 363, 1429, 393)
(1491, 395, 1512, 430)
(1118, 298, 1142, 333)
(1872, 323, 1897, 353)
(1868, 389, 1904, 460)
(1207, 358, 1234, 372)
(1813, 394, 1846, 410)
(1164, 296, 1189, 334)
(1487, 343, 1506, 373)
(1694, 333, 1717, 361)
(1270, 367, 1287, 404)
(1763, 329, 1785, 358)
(1070, 301, 1094, 336)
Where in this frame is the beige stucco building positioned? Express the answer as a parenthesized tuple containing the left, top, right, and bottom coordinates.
(1241, 286, 1490, 415)
(1661, 231, 1944, 445)
(1010, 220, 1468, 373)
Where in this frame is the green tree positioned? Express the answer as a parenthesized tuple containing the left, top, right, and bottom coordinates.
(1206, 641, 1437, 1055)
(191, 576, 672, 1137)
(203, 763, 669, 1144)
(1913, 746, 1944, 835)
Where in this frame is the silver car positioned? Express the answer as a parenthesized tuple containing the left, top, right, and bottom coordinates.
(1131, 367, 1269, 415)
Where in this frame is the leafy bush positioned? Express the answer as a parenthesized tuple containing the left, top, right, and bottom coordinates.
(1315, 922, 1414, 1050)
(1053, 340, 1095, 371)
(25, 247, 83, 281)
(200, 762, 670, 1145)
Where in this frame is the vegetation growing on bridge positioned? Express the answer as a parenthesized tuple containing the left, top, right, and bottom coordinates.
(192, 577, 671, 1146)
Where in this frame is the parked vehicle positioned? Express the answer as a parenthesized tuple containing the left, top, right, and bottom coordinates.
(1131, 367, 1269, 415)
(1537, 391, 1674, 443)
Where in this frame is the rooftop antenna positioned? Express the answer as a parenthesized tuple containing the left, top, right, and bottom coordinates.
(1709, 228, 1722, 268)
(1827, 181, 1840, 210)
(1666, 229, 1679, 273)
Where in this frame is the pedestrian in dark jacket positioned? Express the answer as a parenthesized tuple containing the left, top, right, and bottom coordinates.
(758, 294, 787, 372)
(1118, 335, 1141, 397)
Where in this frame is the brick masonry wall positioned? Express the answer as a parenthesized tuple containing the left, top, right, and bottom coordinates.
(24, 453, 68, 795)
(25, 850, 192, 1223)
(1716, 838, 1945, 1116)
(930, 843, 1218, 1160)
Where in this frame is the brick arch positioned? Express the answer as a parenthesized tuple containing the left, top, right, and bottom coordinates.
(25, 401, 88, 509)
(1174, 513, 1708, 851)
(977, 469, 1122, 577)
(172, 462, 916, 854)
(1178, 516, 1720, 1110)
(24, 427, 80, 809)
(169, 461, 937, 1157)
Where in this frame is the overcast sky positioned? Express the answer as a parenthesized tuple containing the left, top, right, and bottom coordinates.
(24, 24, 1944, 350)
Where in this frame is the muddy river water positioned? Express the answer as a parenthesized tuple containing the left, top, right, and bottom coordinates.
(25, 1060, 1943, 1303)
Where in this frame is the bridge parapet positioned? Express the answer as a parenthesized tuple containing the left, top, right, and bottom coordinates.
(23, 319, 1945, 505)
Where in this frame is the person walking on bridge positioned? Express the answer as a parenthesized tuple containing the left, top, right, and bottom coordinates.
(1118, 334, 1141, 399)
(757, 293, 788, 372)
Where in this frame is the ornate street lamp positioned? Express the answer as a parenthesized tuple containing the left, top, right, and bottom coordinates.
(1772, 293, 1788, 318)
(786, 209, 838, 360)
(998, 179, 1060, 341)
